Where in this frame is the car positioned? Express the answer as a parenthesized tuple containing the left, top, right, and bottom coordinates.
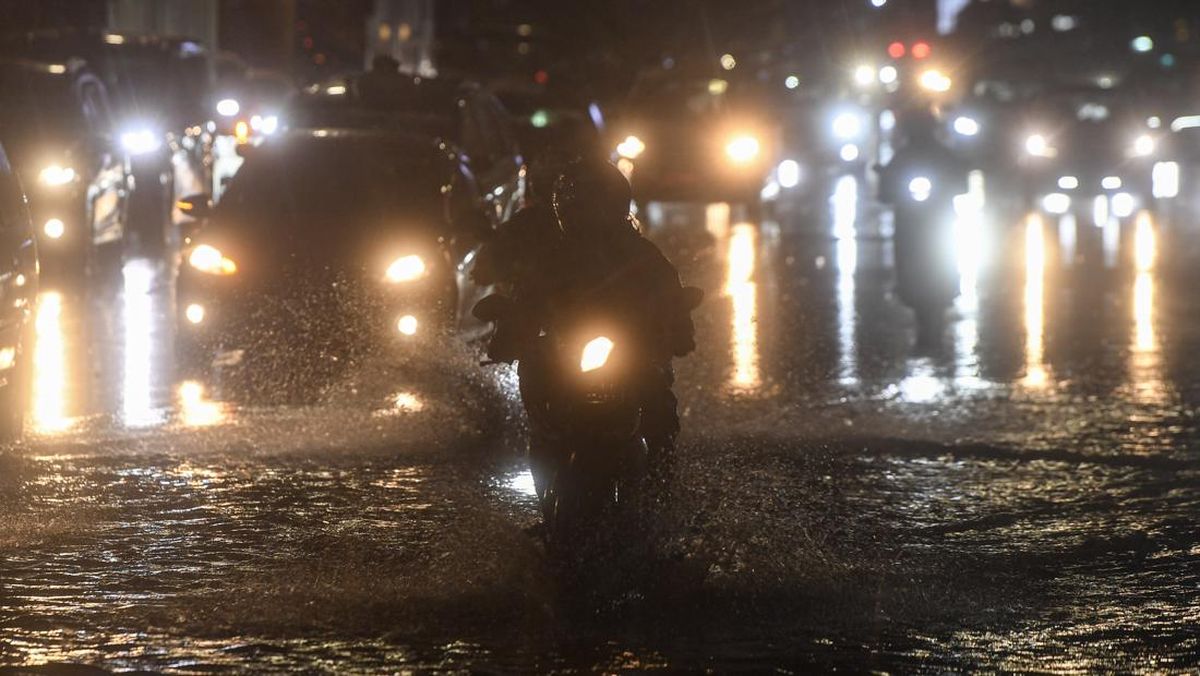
(174, 129, 495, 395)
(609, 69, 780, 210)
(948, 80, 1159, 220)
(0, 58, 126, 277)
(0, 141, 40, 439)
(288, 72, 525, 223)
(0, 29, 219, 257)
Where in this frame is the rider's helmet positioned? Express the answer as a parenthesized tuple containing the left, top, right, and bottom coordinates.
(552, 157, 633, 240)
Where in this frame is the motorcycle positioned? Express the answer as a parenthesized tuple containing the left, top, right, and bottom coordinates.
(475, 285, 702, 541)
(885, 171, 963, 346)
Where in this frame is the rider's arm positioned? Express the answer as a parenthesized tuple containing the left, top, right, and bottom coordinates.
(632, 238, 697, 359)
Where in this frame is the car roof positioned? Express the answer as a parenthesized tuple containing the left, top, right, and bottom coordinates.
(288, 74, 482, 141)
(298, 73, 477, 112)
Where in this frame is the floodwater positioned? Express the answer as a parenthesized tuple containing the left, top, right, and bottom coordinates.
(2, 176, 1199, 672)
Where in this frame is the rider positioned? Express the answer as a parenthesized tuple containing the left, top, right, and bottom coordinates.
(475, 157, 695, 468)
(877, 107, 968, 207)
(550, 158, 696, 461)
(877, 107, 968, 336)
(471, 154, 566, 363)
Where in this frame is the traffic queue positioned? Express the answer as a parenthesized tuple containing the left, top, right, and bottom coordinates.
(0, 10, 1197, 440)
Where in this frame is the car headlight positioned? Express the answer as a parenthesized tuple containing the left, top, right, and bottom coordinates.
(832, 112, 862, 140)
(38, 164, 76, 187)
(187, 244, 238, 275)
(616, 135, 645, 159)
(580, 336, 614, 373)
(43, 218, 65, 239)
(216, 98, 240, 117)
(1132, 134, 1155, 157)
(953, 116, 980, 137)
(251, 114, 280, 135)
(918, 69, 952, 93)
(1025, 133, 1055, 158)
(385, 254, 427, 283)
(121, 128, 162, 156)
(908, 176, 933, 202)
(725, 134, 761, 163)
(397, 314, 418, 336)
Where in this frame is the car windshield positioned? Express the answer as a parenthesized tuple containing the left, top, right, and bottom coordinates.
(287, 76, 461, 138)
(0, 66, 84, 143)
(216, 134, 445, 237)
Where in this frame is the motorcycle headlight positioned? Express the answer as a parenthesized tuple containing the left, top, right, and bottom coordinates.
(580, 336, 614, 373)
(725, 134, 761, 164)
(188, 244, 238, 275)
(121, 128, 162, 156)
(616, 135, 646, 159)
(1132, 134, 1156, 157)
(1024, 133, 1055, 158)
(385, 254, 427, 283)
(908, 176, 933, 202)
(38, 164, 76, 187)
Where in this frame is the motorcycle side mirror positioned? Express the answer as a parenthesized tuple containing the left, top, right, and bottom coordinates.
(680, 286, 704, 310)
(473, 293, 514, 322)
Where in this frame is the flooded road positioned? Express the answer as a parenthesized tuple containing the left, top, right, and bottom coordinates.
(2, 179, 1199, 671)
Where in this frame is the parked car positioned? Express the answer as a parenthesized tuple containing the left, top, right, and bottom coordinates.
(0, 141, 40, 439)
(175, 129, 495, 396)
(0, 58, 126, 277)
(288, 72, 525, 222)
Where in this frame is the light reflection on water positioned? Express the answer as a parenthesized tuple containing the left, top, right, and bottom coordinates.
(122, 260, 166, 428)
(726, 222, 760, 392)
(1022, 214, 1049, 390)
(951, 173, 985, 389)
(1129, 212, 1164, 405)
(705, 201, 731, 239)
(953, 170, 985, 311)
(832, 176, 858, 386)
(178, 380, 229, 427)
(32, 291, 71, 434)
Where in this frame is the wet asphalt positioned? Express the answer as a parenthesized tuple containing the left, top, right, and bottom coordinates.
(1, 176, 1199, 672)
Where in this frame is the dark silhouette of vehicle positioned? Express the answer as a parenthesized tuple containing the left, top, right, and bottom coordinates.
(0, 141, 40, 439)
(0, 29, 219, 258)
(0, 58, 126, 278)
(611, 69, 778, 210)
(175, 129, 496, 399)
